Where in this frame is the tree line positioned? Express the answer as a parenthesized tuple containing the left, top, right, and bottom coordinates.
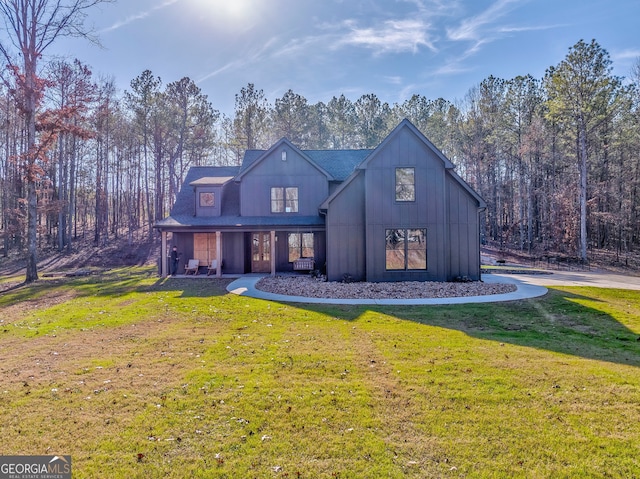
(1, 8, 639, 279)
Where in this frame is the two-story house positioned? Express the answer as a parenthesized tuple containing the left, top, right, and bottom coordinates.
(154, 119, 486, 282)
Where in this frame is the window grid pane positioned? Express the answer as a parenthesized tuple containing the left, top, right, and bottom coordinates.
(285, 187, 299, 212)
(271, 187, 284, 213)
(272, 187, 298, 213)
(395, 167, 415, 202)
(301, 233, 314, 258)
(386, 228, 427, 270)
(288, 233, 301, 262)
(288, 232, 314, 262)
(406, 229, 427, 269)
(385, 229, 406, 270)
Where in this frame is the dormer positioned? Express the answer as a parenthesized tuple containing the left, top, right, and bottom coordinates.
(190, 176, 234, 217)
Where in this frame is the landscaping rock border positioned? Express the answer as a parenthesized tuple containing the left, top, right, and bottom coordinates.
(256, 275, 517, 300)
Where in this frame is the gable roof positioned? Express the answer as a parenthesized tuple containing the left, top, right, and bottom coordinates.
(448, 169, 487, 209)
(356, 118, 455, 171)
(236, 138, 336, 181)
(240, 141, 372, 182)
(321, 119, 485, 210)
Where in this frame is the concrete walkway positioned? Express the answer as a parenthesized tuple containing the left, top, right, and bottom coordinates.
(495, 269, 640, 290)
(226, 273, 549, 305)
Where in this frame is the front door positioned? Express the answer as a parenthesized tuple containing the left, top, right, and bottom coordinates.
(251, 232, 271, 273)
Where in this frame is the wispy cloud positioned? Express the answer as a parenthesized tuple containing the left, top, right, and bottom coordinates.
(384, 75, 404, 85)
(338, 18, 436, 54)
(444, 0, 532, 61)
(432, 60, 474, 76)
(401, 0, 462, 17)
(447, 0, 519, 43)
(499, 23, 566, 33)
(272, 34, 337, 59)
(613, 48, 640, 61)
(197, 37, 280, 84)
(100, 0, 181, 33)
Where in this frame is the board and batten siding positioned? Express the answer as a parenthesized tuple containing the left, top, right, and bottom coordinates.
(194, 186, 223, 217)
(240, 147, 329, 217)
(364, 127, 449, 282)
(446, 175, 482, 280)
(325, 171, 366, 282)
(221, 232, 245, 274)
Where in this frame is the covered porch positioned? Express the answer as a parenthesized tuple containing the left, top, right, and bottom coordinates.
(158, 227, 325, 278)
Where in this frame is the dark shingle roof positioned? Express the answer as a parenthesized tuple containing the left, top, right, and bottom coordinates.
(240, 148, 371, 181)
(305, 150, 371, 181)
(170, 166, 240, 217)
(157, 147, 372, 230)
(239, 150, 264, 174)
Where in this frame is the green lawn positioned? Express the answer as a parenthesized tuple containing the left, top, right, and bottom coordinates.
(0, 267, 639, 478)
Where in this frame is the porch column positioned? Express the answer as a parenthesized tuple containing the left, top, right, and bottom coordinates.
(270, 230, 276, 277)
(161, 231, 168, 277)
(216, 231, 222, 278)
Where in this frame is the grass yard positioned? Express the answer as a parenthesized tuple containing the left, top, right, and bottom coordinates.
(0, 267, 639, 478)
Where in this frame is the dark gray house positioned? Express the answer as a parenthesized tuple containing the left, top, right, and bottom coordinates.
(154, 119, 486, 282)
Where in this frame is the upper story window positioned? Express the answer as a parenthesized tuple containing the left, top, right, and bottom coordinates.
(395, 167, 415, 202)
(271, 187, 299, 213)
(199, 192, 215, 207)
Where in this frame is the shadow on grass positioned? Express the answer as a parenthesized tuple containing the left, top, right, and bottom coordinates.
(287, 289, 640, 368)
(148, 277, 232, 298)
(0, 267, 231, 303)
(3, 270, 638, 367)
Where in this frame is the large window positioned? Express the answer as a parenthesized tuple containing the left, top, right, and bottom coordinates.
(395, 167, 415, 202)
(288, 233, 314, 262)
(385, 228, 427, 270)
(271, 187, 299, 213)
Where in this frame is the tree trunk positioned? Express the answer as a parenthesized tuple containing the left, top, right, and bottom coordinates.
(57, 133, 67, 251)
(24, 60, 38, 282)
(579, 117, 588, 262)
(67, 136, 77, 253)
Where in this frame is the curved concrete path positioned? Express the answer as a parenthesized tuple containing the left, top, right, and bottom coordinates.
(226, 273, 548, 305)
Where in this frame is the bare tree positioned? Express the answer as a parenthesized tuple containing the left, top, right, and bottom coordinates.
(0, 0, 112, 282)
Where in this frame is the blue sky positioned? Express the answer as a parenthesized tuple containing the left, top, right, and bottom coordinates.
(48, 0, 639, 116)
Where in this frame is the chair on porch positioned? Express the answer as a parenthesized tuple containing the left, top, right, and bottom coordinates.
(207, 259, 218, 276)
(185, 259, 200, 275)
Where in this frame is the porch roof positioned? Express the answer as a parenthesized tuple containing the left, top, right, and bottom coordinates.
(155, 214, 325, 230)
